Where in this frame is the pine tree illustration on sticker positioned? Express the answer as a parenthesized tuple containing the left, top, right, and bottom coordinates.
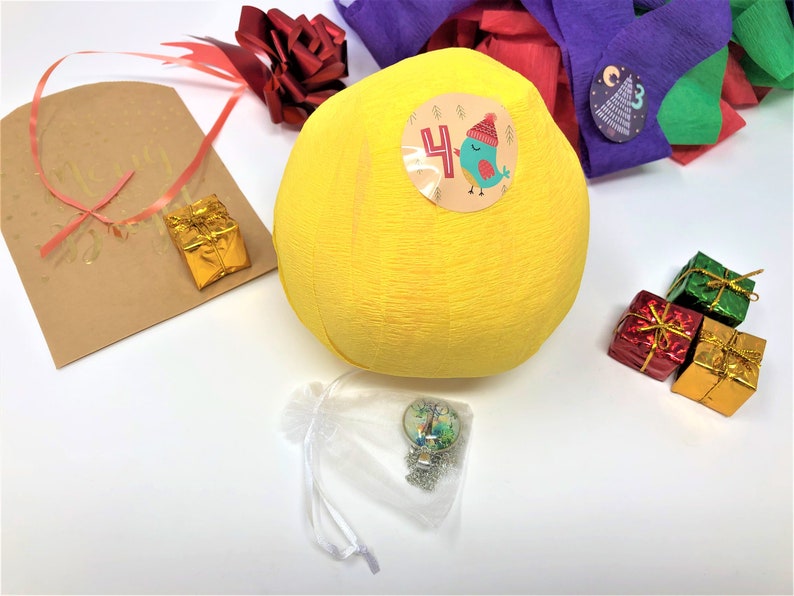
(505, 125, 515, 145)
(401, 92, 518, 213)
(589, 64, 648, 143)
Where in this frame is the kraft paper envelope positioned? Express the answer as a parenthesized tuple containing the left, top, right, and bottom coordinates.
(1, 81, 277, 367)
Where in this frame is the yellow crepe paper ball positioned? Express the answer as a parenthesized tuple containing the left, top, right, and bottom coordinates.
(273, 48, 589, 378)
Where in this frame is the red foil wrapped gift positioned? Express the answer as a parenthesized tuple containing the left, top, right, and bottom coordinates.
(608, 290, 703, 381)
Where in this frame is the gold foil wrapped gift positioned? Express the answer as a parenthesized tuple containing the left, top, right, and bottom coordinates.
(164, 195, 251, 290)
(671, 317, 766, 416)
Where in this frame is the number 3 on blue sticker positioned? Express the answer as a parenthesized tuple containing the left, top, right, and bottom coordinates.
(631, 83, 645, 110)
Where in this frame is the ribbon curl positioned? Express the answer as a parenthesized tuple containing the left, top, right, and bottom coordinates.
(32, 49, 248, 257)
(193, 6, 348, 125)
(32, 6, 349, 257)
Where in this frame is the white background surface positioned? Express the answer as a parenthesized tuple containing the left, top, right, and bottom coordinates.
(1, 2, 792, 594)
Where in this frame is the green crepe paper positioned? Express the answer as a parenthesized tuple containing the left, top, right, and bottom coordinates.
(741, 54, 794, 89)
(667, 251, 759, 329)
(658, 47, 728, 145)
(731, 0, 794, 86)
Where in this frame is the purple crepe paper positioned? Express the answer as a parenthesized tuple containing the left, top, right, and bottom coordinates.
(543, 0, 732, 177)
(333, 0, 472, 68)
(335, 0, 732, 178)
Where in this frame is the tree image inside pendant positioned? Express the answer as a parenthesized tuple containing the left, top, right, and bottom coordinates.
(403, 398, 461, 452)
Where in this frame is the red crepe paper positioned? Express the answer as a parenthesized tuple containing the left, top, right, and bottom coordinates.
(670, 39, 783, 165)
(670, 99, 747, 165)
(723, 46, 761, 108)
(751, 85, 774, 102)
(421, 0, 580, 153)
(724, 42, 774, 104)
(194, 6, 348, 125)
(418, 2, 789, 168)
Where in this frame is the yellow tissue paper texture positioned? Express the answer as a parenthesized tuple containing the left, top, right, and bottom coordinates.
(274, 48, 589, 378)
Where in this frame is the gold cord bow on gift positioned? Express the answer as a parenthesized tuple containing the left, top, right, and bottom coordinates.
(167, 203, 229, 273)
(697, 328, 763, 402)
(164, 196, 250, 289)
(616, 302, 691, 372)
(667, 267, 763, 310)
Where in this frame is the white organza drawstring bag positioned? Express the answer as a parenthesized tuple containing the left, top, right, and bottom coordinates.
(282, 370, 474, 574)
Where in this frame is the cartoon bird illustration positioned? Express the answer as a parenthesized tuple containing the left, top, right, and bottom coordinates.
(453, 112, 511, 196)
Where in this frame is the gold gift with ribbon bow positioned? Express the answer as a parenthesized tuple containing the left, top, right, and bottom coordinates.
(164, 195, 251, 290)
(671, 317, 766, 416)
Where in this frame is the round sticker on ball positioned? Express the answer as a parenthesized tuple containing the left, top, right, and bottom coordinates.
(590, 64, 648, 143)
(401, 93, 518, 212)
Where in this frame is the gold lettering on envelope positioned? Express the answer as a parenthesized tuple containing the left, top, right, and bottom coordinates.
(40, 144, 184, 267)
(82, 229, 102, 264)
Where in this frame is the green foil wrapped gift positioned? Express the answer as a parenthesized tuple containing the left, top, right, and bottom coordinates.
(666, 251, 762, 328)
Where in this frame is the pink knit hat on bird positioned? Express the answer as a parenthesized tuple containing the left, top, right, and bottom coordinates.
(466, 112, 498, 146)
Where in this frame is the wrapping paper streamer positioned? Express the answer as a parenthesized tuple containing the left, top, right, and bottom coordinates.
(336, 0, 791, 175)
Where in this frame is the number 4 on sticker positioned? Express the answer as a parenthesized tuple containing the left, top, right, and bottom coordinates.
(421, 126, 454, 178)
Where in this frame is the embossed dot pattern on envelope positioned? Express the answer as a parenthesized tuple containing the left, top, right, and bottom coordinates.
(1, 82, 277, 368)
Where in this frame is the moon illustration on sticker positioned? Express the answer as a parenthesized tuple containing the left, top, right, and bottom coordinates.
(603, 65, 621, 87)
(589, 64, 648, 143)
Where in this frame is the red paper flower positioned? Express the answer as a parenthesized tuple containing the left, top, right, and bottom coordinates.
(187, 6, 348, 126)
